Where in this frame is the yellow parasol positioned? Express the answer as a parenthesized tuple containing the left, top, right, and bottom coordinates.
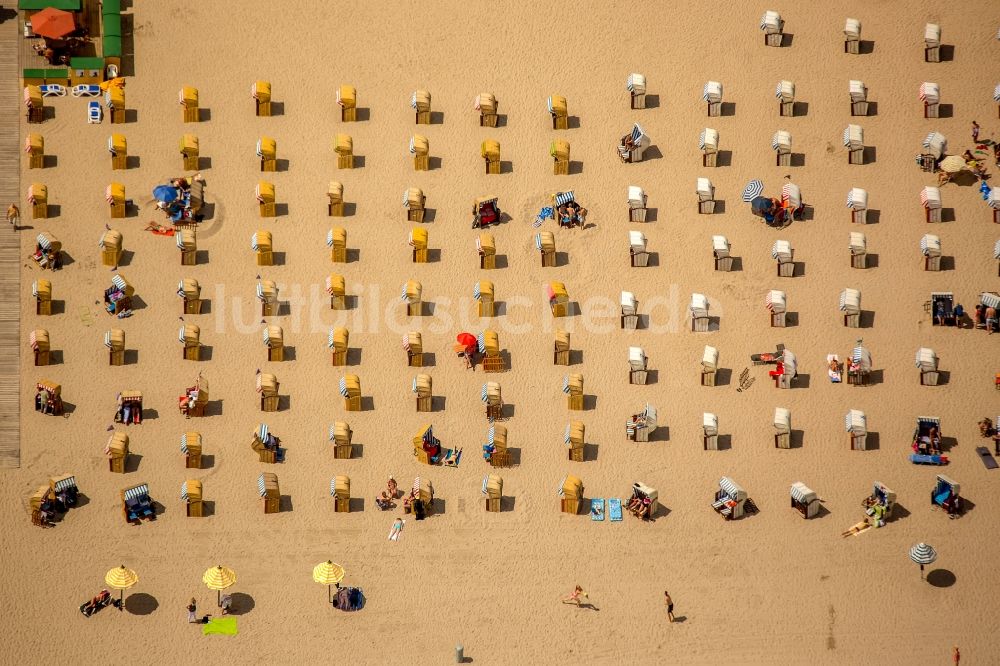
(312, 560, 346, 603)
(104, 565, 138, 609)
(938, 155, 967, 174)
(202, 565, 237, 607)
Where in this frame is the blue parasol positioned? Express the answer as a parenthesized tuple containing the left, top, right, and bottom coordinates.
(741, 180, 764, 202)
(751, 196, 772, 215)
(153, 185, 178, 203)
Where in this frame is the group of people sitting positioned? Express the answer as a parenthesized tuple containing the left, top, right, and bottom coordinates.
(937, 150, 990, 185)
(178, 384, 202, 417)
(913, 426, 942, 456)
(978, 418, 1000, 456)
(32, 245, 60, 271)
(755, 197, 804, 227)
(557, 202, 588, 228)
(626, 494, 652, 520)
(375, 477, 399, 511)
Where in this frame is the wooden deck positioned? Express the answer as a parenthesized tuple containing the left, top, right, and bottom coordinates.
(0, 14, 21, 467)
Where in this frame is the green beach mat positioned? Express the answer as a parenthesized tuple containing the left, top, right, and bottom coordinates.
(202, 617, 238, 636)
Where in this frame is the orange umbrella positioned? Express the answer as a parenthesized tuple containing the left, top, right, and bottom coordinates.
(31, 8, 77, 39)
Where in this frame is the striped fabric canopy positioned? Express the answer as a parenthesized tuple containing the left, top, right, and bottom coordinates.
(339, 377, 350, 398)
(790, 482, 815, 504)
(846, 187, 867, 209)
(626, 73, 645, 93)
(920, 234, 940, 256)
(258, 424, 270, 442)
(481, 383, 490, 403)
(37, 234, 52, 250)
(111, 275, 127, 291)
(981, 292, 1000, 309)
(719, 476, 744, 499)
(760, 10, 780, 30)
(701, 81, 722, 102)
(53, 475, 76, 492)
(741, 180, 764, 202)
(987, 188, 999, 210)
(103, 330, 115, 348)
(920, 186, 941, 208)
(487, 425, 497, 446)
(410, 91, 420, 109)
(561, 375, 572, 394)
(839, 288, 861, 312)
(554, 191, 575, 206)
(472, 282, 485, 301)
(476, 332, 488, 354)
(251, 233, 262, 251)
(765, 290, 785, 312)
(851, 345, 871, 368)
(922, 131, 946, 153)
(845, 409, 866, 433)
(909, 543, 937, 566)
(123, 484, 149, 501)
(993, 83, 1000, 103)
(564, 423, 574, 444)
(257, 473, 268, 497)
(994, 239, 1000, 260)
(628, 123, 645, 144)
(775, 80, 794, 100)
(771, 240, 792, 259)
(262, 327, 276, 346)
(772, 130, 790, 151)
(698, 128, 718, 150)
(180, 480, 193, 500)
(918, 82, 939, 102)
(843, 125, 862, 147)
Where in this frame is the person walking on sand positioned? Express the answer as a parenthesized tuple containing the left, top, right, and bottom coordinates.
(6, 203, 19, 229)
(664, 591, 675, 623)
(953, 645, 960, 665)
(971, 121, 979, 143)
(561, 585, 587, 606)
(187, 598, 197, 623)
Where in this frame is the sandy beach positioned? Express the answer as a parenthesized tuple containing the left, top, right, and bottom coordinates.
(5, 2, 1000, 663)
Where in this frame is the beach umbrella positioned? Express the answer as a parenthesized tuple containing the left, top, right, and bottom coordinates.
(456, 332, 476, 348)
(938, 155, 966, 174)
(104, 564, 138, 609)
(31, 7, 76, 39)
(312, 560, 346, 603)
(202, 565, 237, 607)
(909, 543, 937, 579)
(153, 185, 178, 203)
(742, 180, 764, 202)
(751, 196, 772, 216)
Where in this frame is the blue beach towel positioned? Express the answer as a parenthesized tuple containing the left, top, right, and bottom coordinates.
(608, 498, 623, 522)
(590, 498, 605, 521)
(534, 206, 554, 228)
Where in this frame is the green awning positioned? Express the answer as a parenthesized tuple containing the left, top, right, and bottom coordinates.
(19, 0, 81, 9)
(44, 68, 68, 79)
(102, 13, 121, 37)
(70, 57, 104, 69)
(102, 35, 121, 57)
(101, 0, 121, 14)
(23, 68, 48, 78)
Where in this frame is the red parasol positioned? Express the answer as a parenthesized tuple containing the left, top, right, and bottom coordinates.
(456, 332, 477, 353)
(32, 7, 77, 39)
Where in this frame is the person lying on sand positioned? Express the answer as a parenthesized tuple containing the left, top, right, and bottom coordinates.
(841, 518, 871, 538)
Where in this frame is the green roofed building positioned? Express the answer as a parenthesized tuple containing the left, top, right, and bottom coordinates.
(18, 0, 81, 10)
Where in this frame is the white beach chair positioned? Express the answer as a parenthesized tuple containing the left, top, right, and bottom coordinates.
(697, 177, 715, 214)
(776, 80, 794, 116)
(621, 291, 638, 330)
(843, 124, 864, 164)
(701, 346, 719, 386)
(627, 73, 646, 109)
(627, 185, 647, 222)
(916, 348, 940, 385)
(846, 187, 868, 224)
(690, 293, 710, 332)
(703, 413, 719, 450)
(712, 235, 732, 271)
(773, 408, 791, 448)
(772, 130, 791, 166)
(760, 10, 784, 46)
(924, 23, 941, 62)
(700, 128, 719, 167)
(765, 290, 787, 327)
(839, 288, 861, 327)
(844, 18, 861, 53)
(629, 231, 648, 267)
(919, 82, 940, 118)
(849, 232, 867, 269)
(921, 234, 942, 271)
(703, 81, 722, 117)
(772, 240, 794, 277)
(849, 80, 868, 116)
(920, 186, 942, 223)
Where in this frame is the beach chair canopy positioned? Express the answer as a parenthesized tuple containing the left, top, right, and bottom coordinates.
(782, 349, 798, 375)
(251, 230, 272, 252)
(328, 181, 343, 203)
(994, 239, 1000, 260)
(102, 184, 124, 206)
(105, 85, 124, 107)
(774, 407, 791, 432)
(690, 293, 709, 316)
(772, 130, 791, 151)
(922, 132, 946, 158)
(712, 235, 730, 257)
(699, 128, 719, 151)
(702, 345, 719, 369)
(326, 274, 345, 296)
(626, 73, 646, 94)
(258, 472, 279, 499)
(702, 413, 718, 436)
(179, 134, 199, 156)
(178, 278, 200, 299)
(28, 183, 47, 203)
(107, 134, 126, 155)
(402, 331, 422, 354)
(915, 347, 937, 370)
(920, 187, 941, 209)
(179, 432, 201, 454)
(474, 196, 499, 213)
(326, 227, 347, 250)
(329, 421, 351, 443)
(181, 479, 202, 502)
(104, 328, 124, 351)
(29, 329, 49, 351)
(562, 373, 583, 395)
(846, 187, 867, 210)
(334, 134, 353, 155)
(760, 10, 781, 33)
(257, 137, 276, 159)
(565, 421, 585, 446)
(330, 476, 350, 499)
(176, 228, 196, 252)
(106, 431, 129, 456)
(621, 291, 637, 314)
(981, 292, 1000, 309)
(328, 327, 349, 352)
(629, 231, 646, 251)
(628, 346, 647, 370)
(475, 93, 496, 113)
(337, 85, 356, 109)
(99, 229, 122, 251)
(988, 188, 1000, 210)
(843, 125, 863, 148)
(781, 183, 801, 208)
(790, 482, 816, 505)
(339, 375, 360, 398)
(844, 18, 861, 38)
(848, 80, 866, 102)
(548, 95, 567, 117)
(719, 476, 746, 500)
(536, 231, 555, 253)
(488, 423, 507, 449)
(477, 234, 495, 256)
(624, 123, 649, 148)
(252, 80, 271, 102)
(110, 274, 132, 296)
(51, 474, 77, 493)
(481, 140, 500, 160)
(775, 80, 794, 102)
(697, 177, 714, 198)
(478, 330, 499, 355)
(474, 280, 494, 301)
(839, 288, 861, 313)
(554, 330, 570, 351)
(412, 374, 432, 397)
(482, 474, 503, 500)
(547, 282, 568, 304)
(256, 280, 278, 302)
(411, 89, 431, 112)
(924, 23, 940, 47)
(409, 134, 428, 156)
(401, 280, 422, 303)
(24, 86, 43, 108)
(408, 227, 427, 249)
(25, 134, 43, 154)
(256, 181, 275, 203)
(122, 484, 149, 504)
(550, 139, 570, 159)
(37, 380, 60, 395)
(920, 234, 941, 257)
(36, 232, 60, 252)
(481, 382, 501, 405)
(627, 185, 646, 206)
(765, 290, 786, 313)
(918, 82, 940, 104)
(771, 240, 792, 261)
(263, 325, 283, 348)
(851, 345, 872, 370)
(180, 87, 198, 107)
(178, 323, 200, 346)
(33, 279, 52, 300)
(702, 81, 722, 103)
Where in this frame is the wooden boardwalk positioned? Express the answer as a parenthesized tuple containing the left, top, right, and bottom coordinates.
(0, 14, 21, 467)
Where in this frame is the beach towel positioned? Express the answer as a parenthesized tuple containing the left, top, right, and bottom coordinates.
(534, 206, 554, 228)
(910, 453, 948, 465)
(977, 447, 999, 469)
(608, 498, 623, 522)
(590, 498, 605, 521)
(202, 617, 238, 636)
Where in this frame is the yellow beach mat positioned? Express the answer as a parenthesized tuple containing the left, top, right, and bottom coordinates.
(202, 617, 238, 635)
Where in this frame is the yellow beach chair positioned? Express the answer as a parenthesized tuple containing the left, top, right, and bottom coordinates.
(413, 374, 432, 412)
(108, 134, 127, 170)
(483, 474, 503, 512)
(29, 329, 49, 366)
(554, 330, 570, 365)
(412, 89, 431, 124)
(475, 280, 494, 317)
(410, 134, 429, 171)
(548, 95, 568, 130)
(482, 382, 503, 420)
(178, 278, 202, 314)
(179, 134, 199, 170)
(330, 422, 353, 459)
(486, 424, 510, 467)
(25, 86, 44, 123)
(409, 227, 428, 263)
(252, 230, 273, 266)
(560, 475, 584, 514)
(340, 374, 361, 411)
(565, 421, 585, 462)
(328, 227, 347, 263)
(256, 181, 275, 217)
(180, 87, 199, 122)
(181, 432, 203, 469)
(179, 323, 201, 361)
(257, 136, 277, 172)
(326, 274, 346, 310)
(563, 373, 583, 410)
(26, 134, 44, 169)
(259, 472, 280, 514)
(263, 325, 284, 362)
(29, 183, 48, 219)
(405, 187, 425, 223)
(403, 331, 423, 367)
(328, 181, 344, 217)
(257, 280, 278, 316)
(106, 86, 125, 124)
(338, 85, 357, 122)
(177, 228, 197, 265)
(335, 134, 353, 169)
(105, 328, 125, 366)
(480, 330, 504, 373)
(481, 139, 500, 174)
(106, 431, 129, 473)
(477, 234, 496, 269)
(99, 229, 123, 267)
(476, 92, 498, 127)
(548, 282, 569, 317)
(33, 279, 52, 316)
(329, 327, 349, 366)
(253, 80, 272, 116)
(551, 139, 570, 175)
(402, 280, 422, 316)
(536, 231, 555, 267)
(257, 372, 279, 412)
(182, 479, 204, 517)
(332, 476, 351, 512)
